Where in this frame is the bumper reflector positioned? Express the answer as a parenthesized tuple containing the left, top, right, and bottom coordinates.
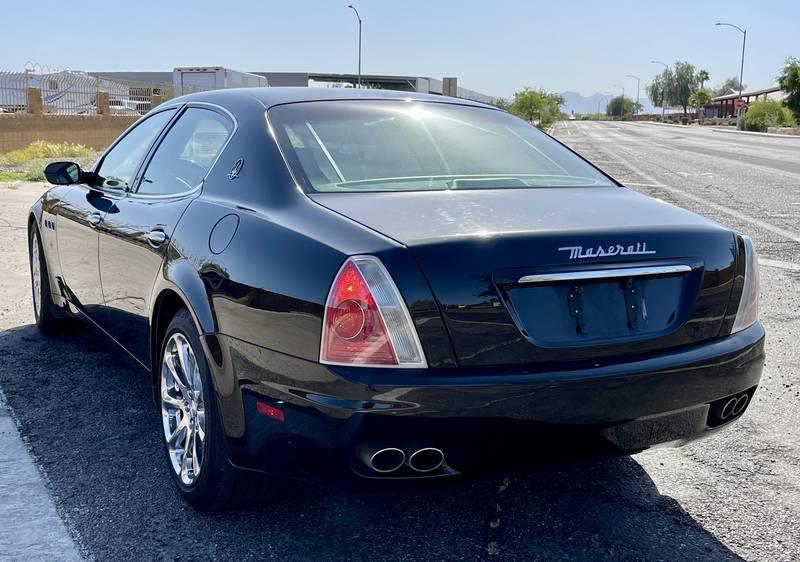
(256, 401, 285, 422)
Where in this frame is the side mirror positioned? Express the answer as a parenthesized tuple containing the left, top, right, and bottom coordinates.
(44, 161, 83, 185)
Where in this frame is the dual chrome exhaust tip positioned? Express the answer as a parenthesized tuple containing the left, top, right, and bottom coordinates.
(358, 444, 445, 474)
(720, 393, 749, 421)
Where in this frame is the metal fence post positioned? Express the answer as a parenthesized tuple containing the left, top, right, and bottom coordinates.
(23, 69, 29, 112)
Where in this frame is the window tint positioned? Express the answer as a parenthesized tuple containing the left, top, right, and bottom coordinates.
(269, 101, 615, 192)
(95, 109, 175, 190)
(137, 108, 233, 195)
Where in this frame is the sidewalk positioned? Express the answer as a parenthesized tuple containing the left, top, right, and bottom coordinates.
(0, 390, 82, 561)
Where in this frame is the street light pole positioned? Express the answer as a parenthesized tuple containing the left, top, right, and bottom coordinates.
(599, 91, 612, 116)
(347, 5, 362, 87)
(651, 60, 668, 120)
(613, 84, 625, 119)
(715, 22, 746, 128)
(626, 74, 640, 118)
(604, 92, 611, 117)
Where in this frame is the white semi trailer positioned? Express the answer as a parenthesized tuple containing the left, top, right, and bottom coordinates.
(173, 67, 268, 95)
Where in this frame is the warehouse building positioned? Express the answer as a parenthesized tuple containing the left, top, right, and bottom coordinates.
(90, 69, 497, 105)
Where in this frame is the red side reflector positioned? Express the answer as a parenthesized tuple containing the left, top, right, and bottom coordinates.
(256, 401, 285, 422)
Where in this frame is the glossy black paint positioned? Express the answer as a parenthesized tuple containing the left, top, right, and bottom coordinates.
(29, 88, 765, 481)
(314, 189, 739, 367)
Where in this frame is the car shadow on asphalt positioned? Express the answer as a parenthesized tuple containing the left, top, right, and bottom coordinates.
(0, 324, 744, 561)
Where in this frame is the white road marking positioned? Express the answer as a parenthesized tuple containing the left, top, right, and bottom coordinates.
(761, 258, 800, 272)
(587, 136, 800, 245)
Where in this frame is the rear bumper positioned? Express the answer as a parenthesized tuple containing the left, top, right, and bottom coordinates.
(221, 322, 764, 480)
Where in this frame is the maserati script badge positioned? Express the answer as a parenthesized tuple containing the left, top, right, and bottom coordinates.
(558, 242, 656, 260)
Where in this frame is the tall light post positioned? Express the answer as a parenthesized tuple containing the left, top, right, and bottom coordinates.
(651, 60, 668, 119)
(347, 4, 362, 87)
(598, 91, 612, 116)
(626, 74, 640, 117)
(597, 92, 611, 115)
(613, 84, 625, 119)
(715, 22, 746, 127)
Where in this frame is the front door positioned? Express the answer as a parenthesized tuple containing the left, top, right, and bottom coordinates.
(58, 107, 177, 323)
(55, 187, 113, 316)
(96, 106, 234, 367)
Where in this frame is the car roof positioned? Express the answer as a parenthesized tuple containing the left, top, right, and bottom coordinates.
(167, 86, 496, 110)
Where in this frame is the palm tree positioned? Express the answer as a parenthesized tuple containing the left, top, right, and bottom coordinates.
(698, 69, 710, 90)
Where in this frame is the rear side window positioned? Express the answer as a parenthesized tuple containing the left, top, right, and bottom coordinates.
(95, 109, 175, 190)
(137, 107, 233, 195)
(269, 100, 615, 193)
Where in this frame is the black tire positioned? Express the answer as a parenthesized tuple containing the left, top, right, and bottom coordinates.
(29, 223, 65, 333)
(158, 308, 276, 511)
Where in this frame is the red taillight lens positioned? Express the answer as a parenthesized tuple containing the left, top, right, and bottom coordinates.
(320, 256, 426, 368)
(322, 260, 397, 365)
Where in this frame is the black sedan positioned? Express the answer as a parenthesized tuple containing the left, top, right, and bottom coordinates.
(29, 88, 764, 510)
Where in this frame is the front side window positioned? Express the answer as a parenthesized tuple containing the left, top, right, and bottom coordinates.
(95, 108, 175, 190)
(269, 101, 615, 193)
(137, 107, 233, 196)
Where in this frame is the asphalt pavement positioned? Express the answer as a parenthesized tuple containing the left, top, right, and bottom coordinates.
(0, 121, 798, 561)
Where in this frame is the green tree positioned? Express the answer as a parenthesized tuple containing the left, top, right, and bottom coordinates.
(606, 96, 635, 119)
(777, 56, 800, 120)
(689, 88, 713, 124)
(509, 88, 564, 129)
(646, 71, 672, 111)
(672, 61, 698, 114)
(698, 69, 710, 90)
(646, 62, 698, 114)
(491, 97, 512, 111)
(714, 76, 747, 97)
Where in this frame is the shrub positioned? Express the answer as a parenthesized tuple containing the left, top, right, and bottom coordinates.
(0, 170, 44, 181)
(743, 100, 795, 132)
(0, 140, 92, 166)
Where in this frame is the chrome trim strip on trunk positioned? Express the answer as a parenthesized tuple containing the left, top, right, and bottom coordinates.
(517, 264, 692, 284)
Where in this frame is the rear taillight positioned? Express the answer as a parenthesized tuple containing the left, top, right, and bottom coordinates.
(732, 236, 759, 333)
(320, 256, 427, 368)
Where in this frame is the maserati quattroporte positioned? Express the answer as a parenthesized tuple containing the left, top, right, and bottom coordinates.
(29, 88, 764, 510)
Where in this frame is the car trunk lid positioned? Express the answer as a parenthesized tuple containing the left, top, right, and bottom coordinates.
(310, 188, 738, 368)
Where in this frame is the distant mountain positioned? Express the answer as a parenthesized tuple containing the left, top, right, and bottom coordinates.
(560, 90, 659, 115)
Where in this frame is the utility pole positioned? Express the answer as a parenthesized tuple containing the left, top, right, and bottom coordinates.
(651, 61, 669, 120)
(347, 5, 362, 87)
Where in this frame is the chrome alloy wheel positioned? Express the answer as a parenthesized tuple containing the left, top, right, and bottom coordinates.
(30, 230, 41, 319)
(161, 333, 206, 486)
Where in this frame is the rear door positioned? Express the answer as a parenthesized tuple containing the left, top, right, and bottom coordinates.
(56, 108, 176, 317)
(96, 105, 235, 366)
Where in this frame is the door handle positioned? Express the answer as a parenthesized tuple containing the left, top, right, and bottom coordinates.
(87, 213, 102, 227)
(147, 229, 168, 247)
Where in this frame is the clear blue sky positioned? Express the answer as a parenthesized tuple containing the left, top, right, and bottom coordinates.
(1, 0, 797, 99)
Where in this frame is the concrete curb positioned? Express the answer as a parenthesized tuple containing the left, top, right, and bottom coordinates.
(636, 121, 698, 129)
(0, 389, 84, 561)
(711, 127, 800, 139)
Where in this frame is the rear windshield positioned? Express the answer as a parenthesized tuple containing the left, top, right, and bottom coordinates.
(268, 100, 615, 193)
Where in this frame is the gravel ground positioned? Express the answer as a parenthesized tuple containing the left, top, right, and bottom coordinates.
(0, 122, 797, 561)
